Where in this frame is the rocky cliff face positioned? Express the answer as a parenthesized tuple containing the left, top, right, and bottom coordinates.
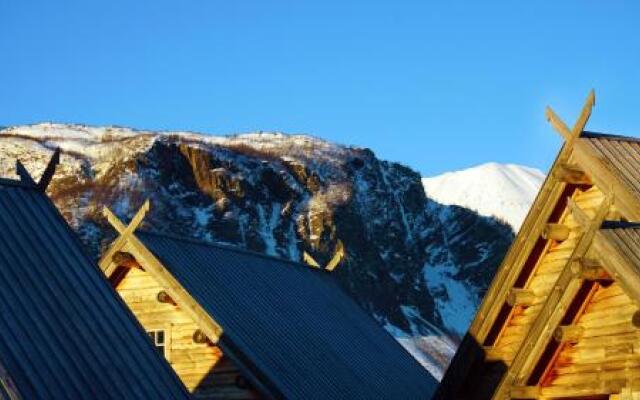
(0, 123, 514, 379)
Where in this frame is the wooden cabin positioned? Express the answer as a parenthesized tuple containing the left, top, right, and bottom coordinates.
(98, 205, 438, 400)
(437, 91, 640, 400)
(0, 151, 189, 399)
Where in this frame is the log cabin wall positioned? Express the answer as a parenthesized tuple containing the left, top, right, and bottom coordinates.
(488, 185, 603, 364)
(436, 92, 640, 399)
(529, 281, 640, 398)
(115, 267, 261, 400)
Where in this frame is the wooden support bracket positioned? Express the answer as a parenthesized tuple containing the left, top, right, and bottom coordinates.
(553, 163, 592, 185)
(553, 324, 584, 344)
(506, 288, 537, 307)
(542, 223, 571, 241)
(570, 258, 610, 281)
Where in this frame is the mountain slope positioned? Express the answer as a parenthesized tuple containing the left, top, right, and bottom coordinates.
(422, 162, 545, 230)
(0, 123, 515, 380)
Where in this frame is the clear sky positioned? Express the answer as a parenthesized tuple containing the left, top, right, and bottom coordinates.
(1, 1, 639, 176)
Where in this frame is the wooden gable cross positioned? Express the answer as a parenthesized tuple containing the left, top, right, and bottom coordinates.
(303, 240, 345, 271)
(546, 90, 595, 146)
(103, 199, 151, 239)
(16, 148, 61, 191)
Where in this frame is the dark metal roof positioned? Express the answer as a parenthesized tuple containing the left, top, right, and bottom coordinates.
(136, 230, 437, 400)
(0, 179, 190, 399)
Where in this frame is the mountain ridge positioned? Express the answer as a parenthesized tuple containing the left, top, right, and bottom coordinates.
(0, 122, 516, 380)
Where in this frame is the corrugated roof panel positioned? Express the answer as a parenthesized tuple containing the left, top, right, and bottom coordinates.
(0, 181, 190, 399)
(137, 230, 437, 400)
(581, 133, 640, 199)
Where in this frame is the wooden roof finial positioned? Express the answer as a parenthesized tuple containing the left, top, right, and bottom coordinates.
(37, 148, 61, 192)
(15, 148, 61, 191)
(303, 240, 345, 271)
(16, 160, 36, 186)
(546, 90, 596, 145)
(103, 199, 151, 238)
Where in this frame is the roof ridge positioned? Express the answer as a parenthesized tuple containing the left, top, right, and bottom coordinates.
(136, 229, 329, 273)
(0, 177, 37, 189)
(582, 130, 640, 142)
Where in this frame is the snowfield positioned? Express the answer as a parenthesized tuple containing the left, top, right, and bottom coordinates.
(422, 162, 545, 231)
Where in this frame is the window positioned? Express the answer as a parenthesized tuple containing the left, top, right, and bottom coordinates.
(148, 330, 166, 357)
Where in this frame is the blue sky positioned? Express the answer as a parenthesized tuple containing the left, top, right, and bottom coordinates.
(1, 1, 639, 176)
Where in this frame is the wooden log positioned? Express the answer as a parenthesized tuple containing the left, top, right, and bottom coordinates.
(482, 345, 518, 363)
(542, 223, 571, 241)
(632, 310, 640, 328)
(506, 288, 538, 307)
(510, 385, 540, 399)
(112, 251, 141, 269)
(570, 258, 611, 281)
(553, 324, 584, 343)
(192, 329, 211, 345)
(554, 164, 592, 185)
(157, 290, 176, 305)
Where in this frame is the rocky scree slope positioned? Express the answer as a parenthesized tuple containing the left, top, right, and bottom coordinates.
(0, 123, 514, 379)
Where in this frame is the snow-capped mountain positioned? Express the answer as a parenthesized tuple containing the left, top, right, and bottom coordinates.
(422, 162, 545, 231)
(0, 123, 515, 380)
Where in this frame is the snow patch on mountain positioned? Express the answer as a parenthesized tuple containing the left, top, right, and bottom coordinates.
(422, 162, 545, 230)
